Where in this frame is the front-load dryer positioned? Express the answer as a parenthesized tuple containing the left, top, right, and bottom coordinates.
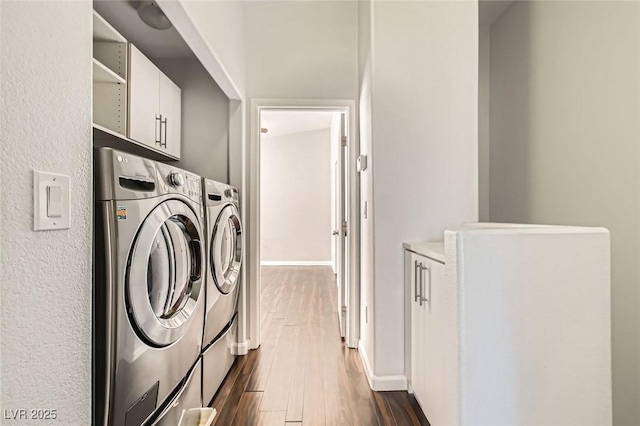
(93, 148, 205, 426)
(201, 179, 242, 405)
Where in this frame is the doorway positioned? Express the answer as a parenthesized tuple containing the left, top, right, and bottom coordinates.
(246, 99, 359, 350)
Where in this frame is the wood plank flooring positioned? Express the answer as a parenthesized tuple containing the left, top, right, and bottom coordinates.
(209, 266, 429, 426)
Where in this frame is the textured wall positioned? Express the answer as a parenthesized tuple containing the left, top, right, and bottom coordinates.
(0, 1, 92, 423)
(260, 129, 332, 262)
(489, 2, 640, 423)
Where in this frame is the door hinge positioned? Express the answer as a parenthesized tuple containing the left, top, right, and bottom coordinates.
(342, 220, 348, 237)
(341, 306, 347, 316)
(341, 136, 347, 147)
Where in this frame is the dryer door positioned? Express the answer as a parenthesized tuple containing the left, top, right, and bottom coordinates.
(127, 199, 204, 347)
(210, 204, 242, 294)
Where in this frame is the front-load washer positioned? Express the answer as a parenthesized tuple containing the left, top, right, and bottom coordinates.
(201, 179, 242, 404)
(93, 147, 205, 426)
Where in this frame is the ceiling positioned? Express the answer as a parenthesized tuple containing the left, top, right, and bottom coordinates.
(94, 0, 194, 59)
(260, 111, 337, 138)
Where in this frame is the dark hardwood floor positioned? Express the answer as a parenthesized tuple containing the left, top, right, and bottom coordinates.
(208, 266, 429, 426)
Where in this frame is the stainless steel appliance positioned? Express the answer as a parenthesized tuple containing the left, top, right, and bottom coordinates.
(94, 148, 205, 426)
(150, 358, 203, 426)
(201, 179, 242, 405)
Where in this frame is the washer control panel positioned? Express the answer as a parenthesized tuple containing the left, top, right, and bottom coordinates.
(156, 163, 202, 203)
(184, 174, 202, 201)
(168, 172, 185, 187)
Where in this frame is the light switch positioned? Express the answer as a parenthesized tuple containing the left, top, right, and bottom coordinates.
(47, 186, 63, 217)
(34, 171, 70, 231)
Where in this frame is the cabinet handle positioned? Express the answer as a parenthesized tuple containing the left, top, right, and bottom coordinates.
(420, 265, 430, 303)
(414, 260, 420, 302)
(155, 115, 162, 145)
(418, 262, 424, 306)
(161, 117, 168, 148)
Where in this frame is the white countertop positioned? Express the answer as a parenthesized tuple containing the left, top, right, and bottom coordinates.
(402, 241, 445, 263)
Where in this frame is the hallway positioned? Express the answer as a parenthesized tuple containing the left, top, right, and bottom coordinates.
(209, 266, 429, 425)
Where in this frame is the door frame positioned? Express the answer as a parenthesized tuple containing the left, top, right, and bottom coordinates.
(246, 98, 360, 349)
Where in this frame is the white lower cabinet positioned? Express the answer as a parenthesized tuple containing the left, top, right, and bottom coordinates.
(405, 226, 612, 426)
(406, 250, 450, 425)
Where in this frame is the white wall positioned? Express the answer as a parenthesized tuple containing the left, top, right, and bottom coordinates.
(447, 226, 611, 426)
(244, 0, 358, 100)
(489, 2, 640, 424)
(260, 128, 332, 263)
(156, 58, 230, 183)
(0, 1, 92, 423)
(177, 0, 245, 98)
(362, 0, 479, 383)
(478, 25, 490, 221)
(357, 0, 376, 383)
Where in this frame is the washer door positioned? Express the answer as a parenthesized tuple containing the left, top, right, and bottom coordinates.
(210, 204, 242, 294)
(126, 199, 204, 347)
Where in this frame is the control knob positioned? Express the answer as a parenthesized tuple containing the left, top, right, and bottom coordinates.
(168, 172, 185, 187)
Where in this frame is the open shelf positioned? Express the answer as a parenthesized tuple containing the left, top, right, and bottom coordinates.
(93, 59, 125, 84)
(93, 9, 128, 140)
(93, 124, 179, 162)
(93, 10, 127, 43)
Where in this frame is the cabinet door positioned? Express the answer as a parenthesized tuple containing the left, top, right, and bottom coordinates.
(412, 252, 431, 409)
(422, 258, 446, 425)
(159, 72, 181, 159)
(409, 252, 421, 397)
(418, 254, 432, 417)
(129, 44, 160, 148)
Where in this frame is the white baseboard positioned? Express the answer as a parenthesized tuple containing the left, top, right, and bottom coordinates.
(358, 340, 408, 391)
(231, 339, 249, 356)
(260, 260, 332, 266)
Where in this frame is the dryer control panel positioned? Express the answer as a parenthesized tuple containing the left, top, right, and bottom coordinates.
(203, 178, 239, 207)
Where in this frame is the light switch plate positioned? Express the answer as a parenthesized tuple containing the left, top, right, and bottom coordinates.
(34, 170, 70, 231)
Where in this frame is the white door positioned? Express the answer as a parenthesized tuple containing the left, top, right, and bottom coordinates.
(159, 72, 181, 158)
(128, 44, 160, 148)
(336, 112, 348, 338)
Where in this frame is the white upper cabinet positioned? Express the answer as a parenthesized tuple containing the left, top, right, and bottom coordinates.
(128, 44, 160, 149)
(128, 44, 181, 159)
(159, 73, 182, 159)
